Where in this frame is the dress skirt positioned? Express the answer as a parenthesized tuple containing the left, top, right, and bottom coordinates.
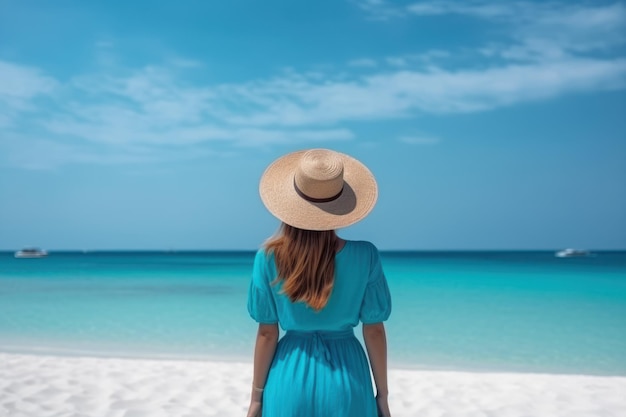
(262, 329, 377, 417)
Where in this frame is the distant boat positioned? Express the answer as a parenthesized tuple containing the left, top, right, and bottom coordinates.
(555, 248, 591, 258)
(14, 248, 48, 258)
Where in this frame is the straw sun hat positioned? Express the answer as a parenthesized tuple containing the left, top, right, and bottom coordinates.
(259, 149, 378, 231)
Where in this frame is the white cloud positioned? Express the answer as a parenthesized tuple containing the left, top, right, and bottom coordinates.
(406, 1, 516, 18)
(3, 0, 626, 173)
(0, 62, 357, 169)
(404, 1, 626, 61)
(216, 57, 626, 125)
(0, 61, 59, 98)
(386, 57, 408, 67)
(405, 1, 626, 26)
(516, 3, 626, 58)
(0, 61, 59, 141)
(3, 55, 625, 167)
(0, 61, 59, 124)
(357, 1, 626, 64)
(354, 0, 403, 20)
(378, 51, 453, 69)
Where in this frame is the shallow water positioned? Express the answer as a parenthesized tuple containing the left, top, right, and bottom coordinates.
(0, 250, 625, 375)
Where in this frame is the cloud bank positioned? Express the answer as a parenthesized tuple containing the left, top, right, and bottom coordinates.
(1, 1, 625, 168)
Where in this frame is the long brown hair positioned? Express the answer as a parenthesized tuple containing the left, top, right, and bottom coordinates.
(264, 223, 339, 311)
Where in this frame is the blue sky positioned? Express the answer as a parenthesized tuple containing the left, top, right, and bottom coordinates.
(0, 0, 625, 250)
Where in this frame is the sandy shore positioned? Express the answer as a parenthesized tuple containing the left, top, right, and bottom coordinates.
(1, 353, 625, 417)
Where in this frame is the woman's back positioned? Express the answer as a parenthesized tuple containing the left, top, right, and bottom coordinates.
(248, 239, 391, 417)
(249, 240, 391, 332)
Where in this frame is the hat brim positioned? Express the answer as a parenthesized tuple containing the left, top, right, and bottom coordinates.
(259, 150, 378, 231)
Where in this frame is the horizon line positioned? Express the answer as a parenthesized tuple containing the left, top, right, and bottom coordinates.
(2, 248, 625, 253)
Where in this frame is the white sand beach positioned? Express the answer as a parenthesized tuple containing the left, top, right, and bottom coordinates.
(1, 353, 625, 417)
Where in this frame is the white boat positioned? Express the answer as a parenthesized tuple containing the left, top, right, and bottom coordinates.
(14, 248, 48, 258)
(555, 248, 590, 258)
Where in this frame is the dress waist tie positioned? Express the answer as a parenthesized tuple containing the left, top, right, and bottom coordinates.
(285, 329, 354, 368)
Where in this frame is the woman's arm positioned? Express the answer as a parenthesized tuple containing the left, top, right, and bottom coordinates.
(247, 323, 279, 417)
(363, 322, 391, 417)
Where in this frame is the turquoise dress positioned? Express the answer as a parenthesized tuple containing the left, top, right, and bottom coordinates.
(247, 240, 392, 417)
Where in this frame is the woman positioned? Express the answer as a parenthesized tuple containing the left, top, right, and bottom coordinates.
(247, 149, 392, 417)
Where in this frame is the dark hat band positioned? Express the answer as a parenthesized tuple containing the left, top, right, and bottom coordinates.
(293, 178, 344, 203)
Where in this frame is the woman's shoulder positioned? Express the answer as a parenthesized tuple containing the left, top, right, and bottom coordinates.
(342, 240, 380, 255)
(254, 247, 276, 265)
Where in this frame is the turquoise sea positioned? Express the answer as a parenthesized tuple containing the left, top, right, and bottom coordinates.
(0, 251, 625, 376)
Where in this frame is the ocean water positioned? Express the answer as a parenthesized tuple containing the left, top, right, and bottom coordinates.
(0, 251, 625, 376)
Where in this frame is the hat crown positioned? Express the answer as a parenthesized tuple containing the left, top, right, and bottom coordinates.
(294, 149, 344, 200)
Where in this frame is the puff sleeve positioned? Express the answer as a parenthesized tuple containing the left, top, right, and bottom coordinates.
(359, 244, 392, 324)
(247, 249, 278, 324)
